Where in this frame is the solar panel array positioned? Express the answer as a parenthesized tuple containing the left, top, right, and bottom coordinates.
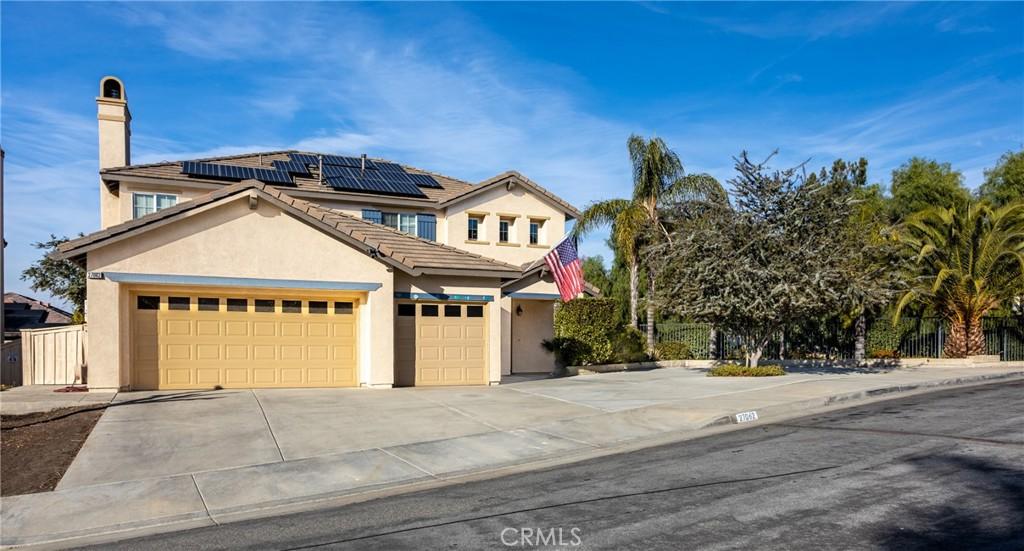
(180, 152, 443, 198)
(181, 161, 296, 186)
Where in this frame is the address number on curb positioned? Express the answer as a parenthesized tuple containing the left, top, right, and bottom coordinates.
(735, 411, 759, 423)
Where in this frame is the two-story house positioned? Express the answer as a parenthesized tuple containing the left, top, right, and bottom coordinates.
(58, 76, 590, 391)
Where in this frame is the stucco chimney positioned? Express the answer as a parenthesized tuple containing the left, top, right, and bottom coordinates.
(96, 76, 131, 169)
(96, 76, 130, 228)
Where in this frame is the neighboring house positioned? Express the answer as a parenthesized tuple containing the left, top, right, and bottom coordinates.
(57, 76, 589, 391)
(3, 292, 73, 340)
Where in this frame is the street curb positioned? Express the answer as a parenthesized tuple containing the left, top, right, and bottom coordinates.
(703, 369, 1024, 427)
(3, 369, 1022, 549)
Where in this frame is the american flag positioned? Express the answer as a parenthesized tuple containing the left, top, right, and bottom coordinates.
(544, 237, 585, 302)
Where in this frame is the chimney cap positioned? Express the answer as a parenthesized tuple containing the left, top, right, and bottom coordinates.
(98, 76, 126, 102)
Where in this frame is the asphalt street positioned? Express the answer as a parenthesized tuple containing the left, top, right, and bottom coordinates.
(87, 380, 1024, 551)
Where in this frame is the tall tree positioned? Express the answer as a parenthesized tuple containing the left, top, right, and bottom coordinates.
(978, 150, 1024, 207)
(893, 201, 1024, 357)
(573, 134, 723, 352)
(21, 235, 86, 321)
(889, 157, 970, 222)
(649, 152, 898, 367)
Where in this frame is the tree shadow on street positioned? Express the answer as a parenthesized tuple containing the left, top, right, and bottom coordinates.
(873, 453, 1024, 550)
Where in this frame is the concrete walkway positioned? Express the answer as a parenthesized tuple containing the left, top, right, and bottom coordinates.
(0, 386, 116, 416)
(2, 364, 1022, 548)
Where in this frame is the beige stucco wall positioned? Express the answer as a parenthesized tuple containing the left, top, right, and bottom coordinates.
(445, 184, 567, 266)
(85, 196, 395, 390)
(97, 93, 130, 229)
(393, 273, 504, 384)
(510, 299, 556, 374)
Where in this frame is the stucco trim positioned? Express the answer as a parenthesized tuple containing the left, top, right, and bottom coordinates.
(101, 272, 383, 291)
(504, 292, 560, 300)
(394, 292, 494, 302)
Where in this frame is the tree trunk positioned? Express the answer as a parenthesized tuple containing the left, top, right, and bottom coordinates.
(646, 269, 656, 354)
(967, 316, 986, 356)
(628, 261, 639, 329)
(708, 327, 718, 360)
(944, 316, 968, 358)
(748, 346, 762, 368)
(854, 314, 866, 363)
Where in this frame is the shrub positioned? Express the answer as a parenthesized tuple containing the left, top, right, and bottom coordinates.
(707, 364, 786, 377)
(552, 298, 620, 365)
(655, 340, 693, 360)
(541, 337, 591, 369)
(612, 327, 650, 363)
(868, 348, 900, 359)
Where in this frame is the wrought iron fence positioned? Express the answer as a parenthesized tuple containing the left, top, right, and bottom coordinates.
(639, 317, 1024, 361)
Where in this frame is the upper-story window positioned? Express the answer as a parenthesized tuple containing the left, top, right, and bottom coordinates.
(133, 193, 177, 219)
(467, 215, 483, 241)
(362, 209, 435, 241)
(498, 216, 516, 243)
(529, 219, 542, 245)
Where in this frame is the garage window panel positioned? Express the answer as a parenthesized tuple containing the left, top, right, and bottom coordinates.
(198, 298, 220, 311)
(227, 298, 248, 312)
(444, 305, 462, 317)
(255, 299, 275, 313)
(335, 301, 354, 315)
(137, 296, 160, 310)
(466, 305, 484, 318)
(421, 304, 439, 317)
(282, 300, 302, 313)
(309, 301, 328, 314)
(168, 297, 191, 311)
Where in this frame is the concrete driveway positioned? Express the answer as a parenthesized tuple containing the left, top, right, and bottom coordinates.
(56, 365, 1023, 490)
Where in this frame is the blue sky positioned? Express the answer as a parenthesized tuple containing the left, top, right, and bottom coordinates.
(3, 2, 1022, 307)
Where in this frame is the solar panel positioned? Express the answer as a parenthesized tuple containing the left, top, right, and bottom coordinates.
(321, 154, 376, 169)
(181, 161, 252, 180)
(289, 153, 321, 166)
(181, 161, 293, 185)
(251, 167, 294, 185)
(408, 173, 443, 188)
(272, 160, 311, 176)
(325, 176, 427, 198)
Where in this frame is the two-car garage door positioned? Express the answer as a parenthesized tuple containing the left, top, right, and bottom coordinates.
(131, 291, 359, 390)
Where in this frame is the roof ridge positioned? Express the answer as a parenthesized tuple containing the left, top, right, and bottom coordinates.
(310, 204, 521, 270)
(101, 150, 300, 173)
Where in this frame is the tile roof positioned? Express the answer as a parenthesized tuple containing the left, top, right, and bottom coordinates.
(99, 150, 579, 215)
(3, 293, 73, 333)
(58, 181, 523, 277)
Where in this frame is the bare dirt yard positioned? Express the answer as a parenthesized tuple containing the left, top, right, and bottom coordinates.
(1, 406, 104, 496)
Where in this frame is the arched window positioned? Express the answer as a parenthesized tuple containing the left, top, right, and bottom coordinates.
(102, 79, 122, 100)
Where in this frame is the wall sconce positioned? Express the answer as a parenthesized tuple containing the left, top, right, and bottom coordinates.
(515, 305, 523, 316)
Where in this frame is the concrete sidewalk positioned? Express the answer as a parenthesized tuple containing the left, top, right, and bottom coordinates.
(2, 364, 1022, 548)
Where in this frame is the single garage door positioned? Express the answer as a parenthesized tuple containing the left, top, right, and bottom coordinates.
(131, 292, 359, 389)
(395, 302, 488, 386)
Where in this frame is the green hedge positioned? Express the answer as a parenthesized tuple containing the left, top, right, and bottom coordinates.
(707, 364, 786, 377)
(655, 341, 693, 360)
(549, 298, 620, 365)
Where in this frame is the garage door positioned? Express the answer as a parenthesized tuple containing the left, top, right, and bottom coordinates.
(131, 292, 359, 389)
(395, 302, 488, 386)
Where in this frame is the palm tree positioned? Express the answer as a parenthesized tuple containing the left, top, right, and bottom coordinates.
(894, 201, 1024, 357)
(573, 134, 724, 352)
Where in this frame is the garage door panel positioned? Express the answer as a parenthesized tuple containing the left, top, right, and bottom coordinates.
(196, 320, 221, 336)
(133, 292, 360, 390)
(166, 320, 191, 336)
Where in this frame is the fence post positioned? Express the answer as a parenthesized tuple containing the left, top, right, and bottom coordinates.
(937, 322, 944, 358)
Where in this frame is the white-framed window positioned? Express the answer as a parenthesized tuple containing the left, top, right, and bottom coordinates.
(498, 216, 515, 243)
(467, 215, 483, 241)
(132, 193, 177, 219)
(529, 219, 543, 245)
(362, 209, 433, 240)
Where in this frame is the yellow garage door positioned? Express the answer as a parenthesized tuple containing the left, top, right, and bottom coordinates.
(131, 291, 359, 390)
(395, 302, 488, 386)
